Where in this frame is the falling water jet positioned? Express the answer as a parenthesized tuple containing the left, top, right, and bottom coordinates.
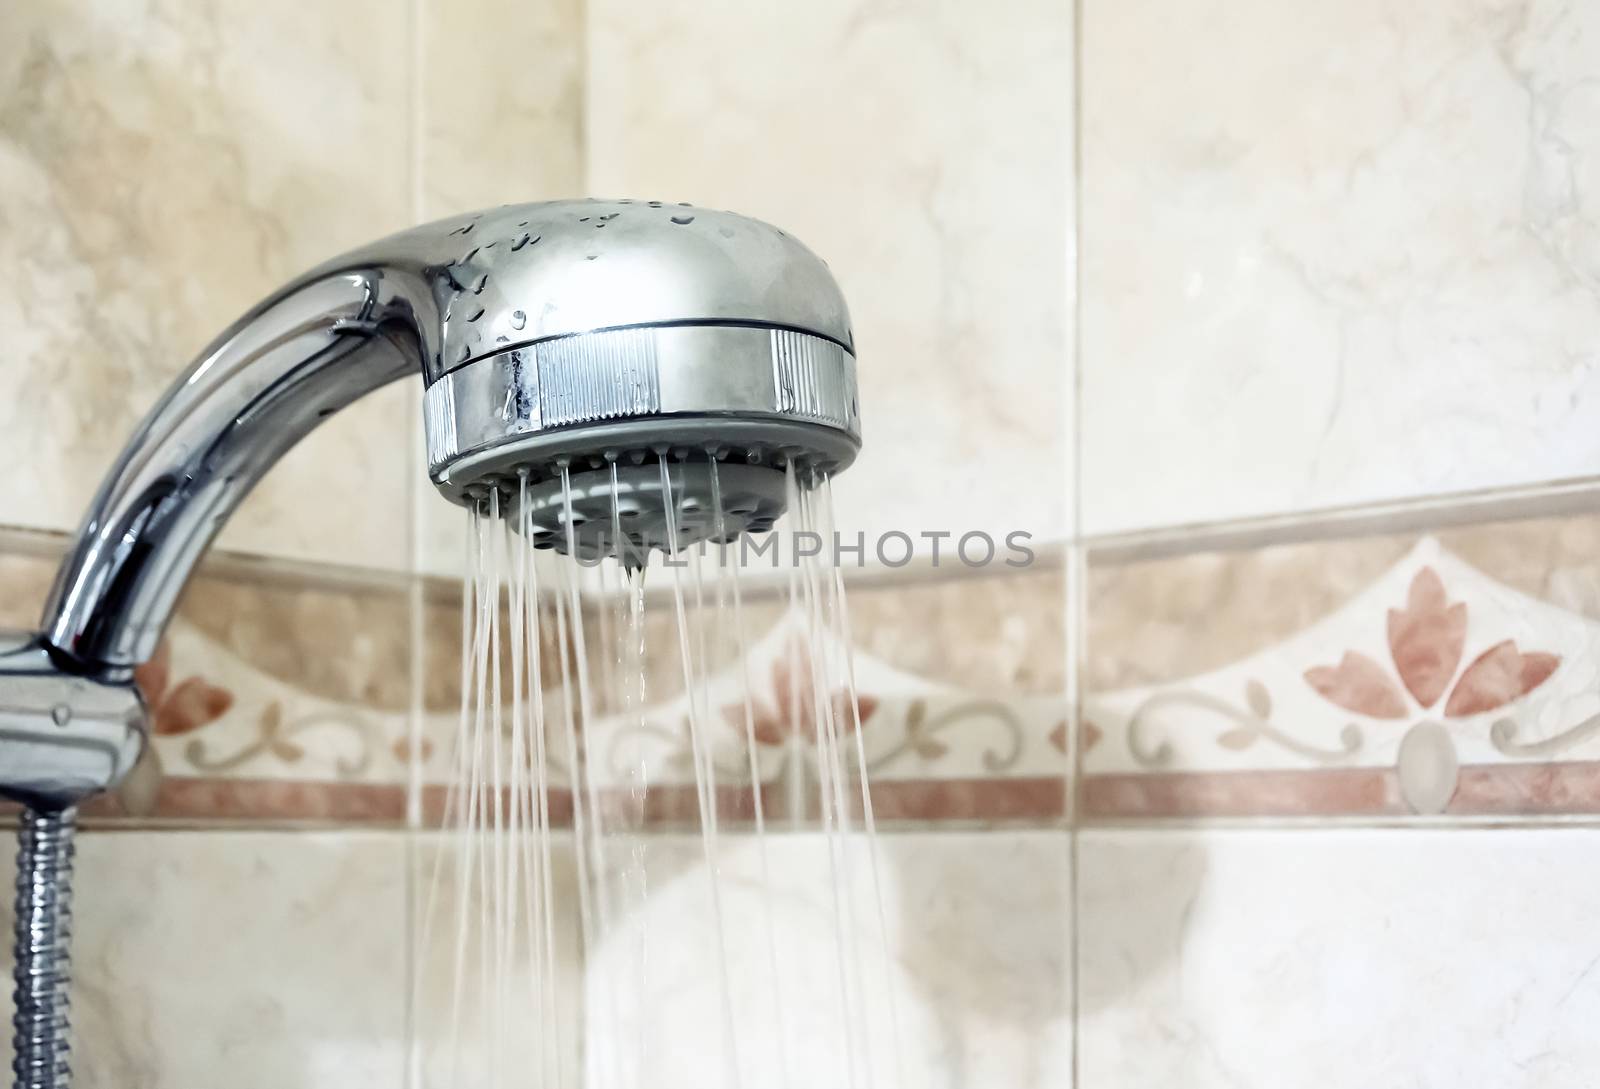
(520, 500, 565, 1088)
(819, 473, 906, 1089)
(659, 456, 745, 1089)
(486, 493, 509, 1089)
(712, 461, 795, 1089)
(447, 505, 494, 1087)
(779, 463, 864, 1088)
(504, 475, 534, 1086)
(558, 464, 624, 1089)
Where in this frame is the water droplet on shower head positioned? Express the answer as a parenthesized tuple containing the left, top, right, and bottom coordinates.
(472, 273, 489, 294)
(468, 308, 485, 322)
(511, 232, 537, 251)
(510, 310, 526, 330)
(671, 215, 695, 225)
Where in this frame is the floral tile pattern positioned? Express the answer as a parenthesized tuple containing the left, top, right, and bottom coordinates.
(583, 614, 1067, 828)
(0, 528, 1065, 828)
(21, 501, 1600, 827)
(1085, 524, 1600, 820)
(0, 532, 419, 824)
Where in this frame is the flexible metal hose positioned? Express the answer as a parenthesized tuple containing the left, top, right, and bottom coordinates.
(11, 809, 74, 1089)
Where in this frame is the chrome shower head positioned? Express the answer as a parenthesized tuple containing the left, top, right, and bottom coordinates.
(38, 199, 860, 673)
(419, 201, 860, 560)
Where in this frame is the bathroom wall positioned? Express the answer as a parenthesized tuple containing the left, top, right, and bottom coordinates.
(1074, 2, 1600, 1088)
(0, 0, 585, 1083)
(2, 0, 1599, 1087)
(575, 0, 1075, 1080)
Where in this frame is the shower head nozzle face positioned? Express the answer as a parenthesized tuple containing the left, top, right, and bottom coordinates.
(516, 461, 787, 566)
(419, 199, 861, 557)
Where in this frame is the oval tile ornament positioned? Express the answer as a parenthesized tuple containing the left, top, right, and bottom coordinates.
(1396, 720, 1459, 815)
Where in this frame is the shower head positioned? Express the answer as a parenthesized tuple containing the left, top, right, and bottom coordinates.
(37, 199, 861, 675)
(418, 201, 860, 560)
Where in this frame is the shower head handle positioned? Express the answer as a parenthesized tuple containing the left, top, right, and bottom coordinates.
(38, 199, 860, 677)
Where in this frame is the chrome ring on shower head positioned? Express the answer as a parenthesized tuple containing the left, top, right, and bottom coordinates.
(425, 324, 860, 499)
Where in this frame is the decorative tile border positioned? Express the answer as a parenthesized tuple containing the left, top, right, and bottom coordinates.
(0, 533, 420, 825)
(0, 529, 1066, 828)
(1084, 514, 1600, 821)
(21, 500, 1600, 828)
(578, 612, 1067, 828)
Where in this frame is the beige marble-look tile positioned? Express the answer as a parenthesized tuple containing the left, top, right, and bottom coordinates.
(586, 0, 1075, 555)
(1080, 828, 1600, 1088)
(0, 830, 408, 1088)
(1081, 0, 1600, 535)
(584, 831, 1070, 1087)
(410, 832, 584, 1087)
(414, 0, 587, 578)
(0, 0, 415, 569)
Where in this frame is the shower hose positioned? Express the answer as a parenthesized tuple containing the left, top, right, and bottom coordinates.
(11, 808, 75, 1089)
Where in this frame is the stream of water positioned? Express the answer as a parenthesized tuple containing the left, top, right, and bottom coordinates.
(411, 459, 900, 1088)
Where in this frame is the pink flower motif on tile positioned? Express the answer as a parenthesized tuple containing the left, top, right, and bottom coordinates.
(1305, 567, 1560, 720)
(1047, 719, 1101, 754)
(133, 639, 234, 736)
(1386, 567, 1466, 708)
(1304, 652, 1409, 719)
(721, 636, 879, 746)
(1443, 641, 1560, 718)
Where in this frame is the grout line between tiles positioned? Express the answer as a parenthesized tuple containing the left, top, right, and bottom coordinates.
(1079, 814, 1600, 832)
(1084, 472, 1600, 564)
(1067, 0, 1085, 1083)
(61, 812, 1600, 835)
(404, 3, 427, 1086)
(10, 462, 1600, 610)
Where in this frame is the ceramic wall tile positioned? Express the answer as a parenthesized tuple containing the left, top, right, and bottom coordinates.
(584, 831, 1070, 1088)
(1084, 509, 1600, 820)
(0, 831, 408, 1088)
(1081, 0, 1600, 534)
(0, 529, 1062, 829)
(410, 833, 584, 1087)
(1079, 828, 1600, 1088)
(0, 0, 417, 569)
(585, 0, 1075, 555)
(413, 0, 587, 579)
(0, 530, 420, 824)
(566, 559, 1067, 829)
